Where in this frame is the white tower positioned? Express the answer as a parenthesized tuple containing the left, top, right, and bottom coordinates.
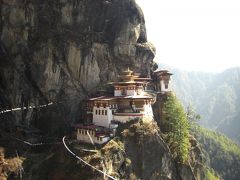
(153, 69, 173, 93)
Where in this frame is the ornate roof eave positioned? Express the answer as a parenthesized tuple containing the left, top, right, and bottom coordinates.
(154, 69, 173, 76)
(88, 95, 153, 102)
(108, 81, 147, 85)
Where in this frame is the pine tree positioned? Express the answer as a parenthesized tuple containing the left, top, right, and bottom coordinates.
(186, 104, 201, 123)
(162, 93, 190, 163)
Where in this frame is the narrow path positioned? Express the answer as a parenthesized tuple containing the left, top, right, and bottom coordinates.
(62, 136, 116, 180)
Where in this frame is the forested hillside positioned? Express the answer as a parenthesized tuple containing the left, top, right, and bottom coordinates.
(161, 64, 240, 143)
(191, 124, 240, 180)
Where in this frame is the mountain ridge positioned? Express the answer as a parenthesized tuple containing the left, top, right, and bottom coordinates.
(158, 63, 240, 143)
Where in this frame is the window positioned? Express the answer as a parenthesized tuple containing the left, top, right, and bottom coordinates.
(137, 89, 140, 95)
(95, 110, 97, 114)
(102, 110, 104, 115)
(122, 88, 126, 95)
(98, 110, 101, 115)
(165, 84, 168, 89)
(105, 110, 107, 115)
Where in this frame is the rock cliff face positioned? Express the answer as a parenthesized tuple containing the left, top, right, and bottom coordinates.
(0, 1, 206, 180)
(0, 0, 155, 132)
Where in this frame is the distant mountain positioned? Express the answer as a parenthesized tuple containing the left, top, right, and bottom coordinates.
(159, 64, 240, 143)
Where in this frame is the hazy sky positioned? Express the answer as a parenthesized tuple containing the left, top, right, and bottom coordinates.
(136, 0, 240, 72)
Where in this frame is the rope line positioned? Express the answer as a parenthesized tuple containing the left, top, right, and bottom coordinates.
(0, 102, 54, 114)
(15, 137, 62, 146)
(62, 136, 116, 180)
(2, 132, 62, 146)
(86, 130, 108, 176)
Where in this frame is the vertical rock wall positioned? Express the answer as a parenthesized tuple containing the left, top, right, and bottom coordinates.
(0, 0, 155, 133)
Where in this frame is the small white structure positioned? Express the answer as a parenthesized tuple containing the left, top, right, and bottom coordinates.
(153, 69, 173, 93)
(75, 124, 110, 144)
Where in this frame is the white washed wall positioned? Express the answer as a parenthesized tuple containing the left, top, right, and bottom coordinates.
(114, 90, 122, 96)
(126, 89, 136, 96)
(160, 80, 171, 92)
(93, 107, 112, 128)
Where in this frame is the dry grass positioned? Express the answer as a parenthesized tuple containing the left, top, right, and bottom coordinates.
(122, 117, 160, 139)
(101, 140, 125, 154)
(0, 147, 24, 179)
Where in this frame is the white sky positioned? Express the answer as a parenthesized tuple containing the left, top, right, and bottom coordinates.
(136, 0, 240, 72)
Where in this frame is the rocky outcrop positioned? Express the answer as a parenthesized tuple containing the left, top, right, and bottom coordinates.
(0, 0, 155, 133)
(21, 120, 177, 180)
(120, 119, 178, 179)
(21, 119, 205, 180)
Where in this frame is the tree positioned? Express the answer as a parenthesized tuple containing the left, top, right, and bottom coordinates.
(162, 93, 190, 163)
(186, 104, 201, 123)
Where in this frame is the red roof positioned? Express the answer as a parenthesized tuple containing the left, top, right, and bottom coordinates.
(114, 113, 144, 116)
